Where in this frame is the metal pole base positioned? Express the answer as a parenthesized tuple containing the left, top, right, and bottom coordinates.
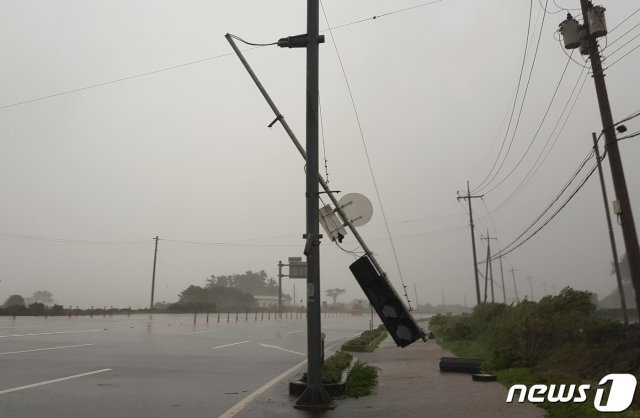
(294, 384, 335, 410)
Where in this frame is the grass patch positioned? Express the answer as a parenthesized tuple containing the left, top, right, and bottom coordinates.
(342, 325, 388, 352)
(322, 351, 353, 384)
(346, 361, 379, 398)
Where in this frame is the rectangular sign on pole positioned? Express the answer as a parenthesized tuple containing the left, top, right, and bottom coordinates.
(288, 257, 307, 278)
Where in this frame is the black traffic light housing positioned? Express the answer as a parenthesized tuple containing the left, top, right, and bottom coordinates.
(349, 256, 426, 347)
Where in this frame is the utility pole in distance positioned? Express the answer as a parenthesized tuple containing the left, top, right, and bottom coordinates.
(480, 230, 497, 303)
(527, 275, 535, 302)
(560, 2, 640, 319)
(457, 181, 484, 305)
(509, 266, 519, 303)
(150, 236, 159, 310)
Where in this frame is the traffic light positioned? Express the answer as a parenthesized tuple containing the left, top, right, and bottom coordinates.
(349, 256, 426, 347)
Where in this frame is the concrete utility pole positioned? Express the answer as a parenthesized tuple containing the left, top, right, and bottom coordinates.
(150, 236, 159, 310)
(481, 230, 497, 303)
(510, 266, 520, 303)
(578, 0, 640, 319)
(457, 181, 484, 305)
(592, 132, 628, 325)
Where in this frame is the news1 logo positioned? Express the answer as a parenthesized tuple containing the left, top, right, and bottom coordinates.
(507, 374, 637, 413)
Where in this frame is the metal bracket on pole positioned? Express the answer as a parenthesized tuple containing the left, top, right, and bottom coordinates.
(268, 114, 284, 128)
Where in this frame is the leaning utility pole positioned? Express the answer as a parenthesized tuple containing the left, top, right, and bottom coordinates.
(574, 1, 640, 319)
(592, 132, 628, 325)
(457, 182, 484, 305)
(150, 236, 159, 310)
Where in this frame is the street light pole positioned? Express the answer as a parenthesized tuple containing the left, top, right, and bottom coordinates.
(295, 0, 334, 409)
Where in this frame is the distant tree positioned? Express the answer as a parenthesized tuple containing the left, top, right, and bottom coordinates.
(32, 290, 54, 305)
(325, 288, 346, 304)
(177, 284, 255, 311)
(28, 302, 46, 316)
(206, 270, 278, 296)
(3, 294, 25, 308)
(49, 304, 65, 316)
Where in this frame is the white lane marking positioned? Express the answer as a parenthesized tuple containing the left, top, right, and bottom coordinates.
(0, 330, 104, 338)
(259, 344, 305, 356)
(218, 358, 308, 418)
(0, 326, 41, 330)
(288, 330, 303, 334)
(185, 330, 219, 335)
(218, 339, 345, 418)
(0, 369, 111, 395)
(212, 341, 250, 350)
(0, 344, 94, 355)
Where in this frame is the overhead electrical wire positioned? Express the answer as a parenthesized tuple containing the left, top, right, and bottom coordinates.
(321, 1, 416, 308)
(327, 0, 444, 31)
(604, 30, 640, 60)
(483, 45, 573, 196)
(608, 6, 640, 35)
(1, 1, 447, 112)
(472, 0, 535, 193)
(486, 63, 590, 216)
(479, 146, 602, 263)
(474, 0, 549, 195)
(490, 160, 599, 260)
(0, 232, 150, 246)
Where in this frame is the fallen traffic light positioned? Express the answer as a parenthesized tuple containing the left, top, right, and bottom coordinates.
(349, 256, 426, 347)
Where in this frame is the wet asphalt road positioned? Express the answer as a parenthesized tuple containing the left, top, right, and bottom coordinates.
(0, 313, 379, 418)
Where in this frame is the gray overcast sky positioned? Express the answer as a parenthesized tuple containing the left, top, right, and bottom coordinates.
(1, 0, 639, 308)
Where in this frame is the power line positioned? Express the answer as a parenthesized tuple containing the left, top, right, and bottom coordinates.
(326, 0, 445, 31)
(0, 232, 150, 246)
(487, 148, 601, 261)
(606, 41, 640, 69)
(321, 1, 412, 308)
(472, 0, 535, 193)
(486, 63, 590, 216)
(492, 161, 599, 260)
(608, 6, 640, 35)
(483, 46, 573, 196)
(1, 1, 447, 112)
(474, 0, 550, 195)
(0, 51, 247, 111)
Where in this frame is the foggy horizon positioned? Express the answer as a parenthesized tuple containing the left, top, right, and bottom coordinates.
(1, 0, 639, 310)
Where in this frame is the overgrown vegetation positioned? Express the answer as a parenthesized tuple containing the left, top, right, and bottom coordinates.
(322, 351, 353, 384)
(346, 361, 379, 398)
(430, 287, 640, 417)
(342, 325, 388, 352)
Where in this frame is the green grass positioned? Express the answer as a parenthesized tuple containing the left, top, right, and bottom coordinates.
(342, 326, 388, 352)
(321, 351, 353, 384)
(430, 306, 640, 418)
(346, 361, 379, 398)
